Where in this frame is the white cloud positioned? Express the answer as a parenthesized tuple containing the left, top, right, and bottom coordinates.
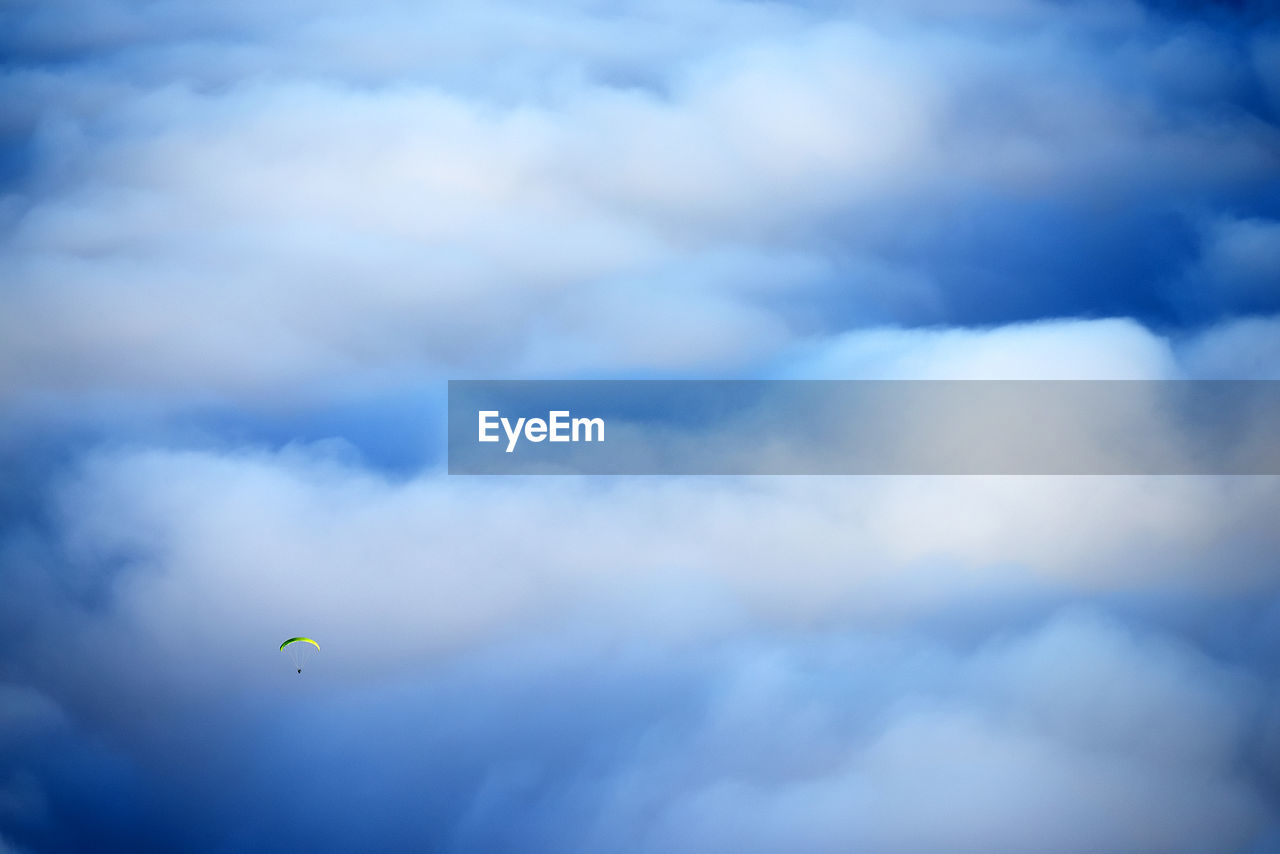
(1, 3, 1278, 846)
(1188, 217, 1280, 312)
(777, 317, 1180, 379)
(569, 613, 1272, 854)
(18, 441, 1274, 733)
(1179, 315, 1280, 380)
(1, 2, 1276, 401)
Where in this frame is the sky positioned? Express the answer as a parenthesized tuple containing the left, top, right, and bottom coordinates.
(1, 0, 1280, 851)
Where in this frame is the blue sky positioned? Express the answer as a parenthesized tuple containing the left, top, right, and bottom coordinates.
(1, 0, 1279, 851)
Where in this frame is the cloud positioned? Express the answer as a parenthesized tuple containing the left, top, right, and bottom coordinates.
(4, 372, 1271, 849)
(1180, 218, 1280, 316)
(0, 1, 1278, 851)
(500, 614, 1275, 853)
(13, 604, 1274, 852)
(1179, 314, 1280, 379)
(3, 441, 1273, 720)
(776, 317, 1181, 379)
(1, 0, 1277, 404)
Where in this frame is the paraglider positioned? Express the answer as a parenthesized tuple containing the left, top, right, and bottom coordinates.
(280, 637, 320, 674)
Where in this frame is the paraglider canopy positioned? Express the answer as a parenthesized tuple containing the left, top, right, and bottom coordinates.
(280, 637, 320, 673)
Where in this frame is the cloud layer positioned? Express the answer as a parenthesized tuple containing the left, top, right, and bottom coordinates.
(2, 0, 1279, 851)
(2, 0, 1279, 404)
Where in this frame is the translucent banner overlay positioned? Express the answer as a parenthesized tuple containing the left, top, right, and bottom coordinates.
(447, 381, 1280, 475)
